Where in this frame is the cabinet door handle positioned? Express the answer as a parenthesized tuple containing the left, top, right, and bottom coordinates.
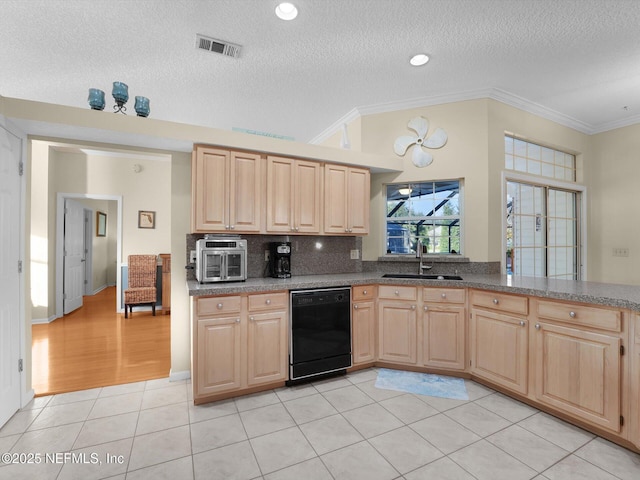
(225, 225, 230, 230)
(236, 318, 240, 323)
(411, 305, 416, 310)
(519, 321, 525, 327)
(229, 225, 235, 230)
(395, 290, 399, 295)
(424, 306, 428, 311)
(535, 324, 541, 330)
(493, 298, 499, 305)
(266, 299, 271, 305)
(354, 305, 359, 309)
(217, 303, 223, 310)
(250, 316, 254, 321)
(569, 311, 576, 318)
(441, 293, 447, 299)
(363, 290, 367, 295)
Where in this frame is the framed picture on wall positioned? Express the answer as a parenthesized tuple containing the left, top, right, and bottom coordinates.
(96, 211, 107, 237)
(138, 210, 156, 229)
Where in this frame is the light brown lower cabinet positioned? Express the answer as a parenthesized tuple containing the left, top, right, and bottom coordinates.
(352, 285, 376, 365)
(421, 305, 465, 370)
(470, 290, 529, 395)
(193, 292, 288, 402)
(197, 315, 242, 396)
(632, 312, 640, 448)
(420, 288, 466, 370)
(246, 309, 288, 386)
(532, 299, 624, 434)
(378, 286, 418, 365)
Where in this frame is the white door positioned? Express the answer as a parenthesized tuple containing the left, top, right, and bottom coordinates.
(63, 198, 85, 314)
(0, 123, 22, 427)
(83, 208, 93, 296)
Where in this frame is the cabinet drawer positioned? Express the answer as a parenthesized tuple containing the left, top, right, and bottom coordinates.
(353, 285, 376, 301)
(471, 290, 528, 316)
(248, 292, 288, 312)
(197, 296, 242, 316)
(378, 285, 417, 301)
(536, 300, 622, 333)
(423, 288, 465, 304)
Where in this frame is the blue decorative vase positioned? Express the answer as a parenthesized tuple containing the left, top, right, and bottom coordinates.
(112, 82, 129, 113)
(112, 82, 129, 103)
(88, 88, 105, 110)
(134, 96, 150, 117)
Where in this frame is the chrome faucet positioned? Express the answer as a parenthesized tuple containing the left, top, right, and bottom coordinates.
(416, 239, 432, 273)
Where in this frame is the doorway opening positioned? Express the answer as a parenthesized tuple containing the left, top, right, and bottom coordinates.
(30, 141, 172, 396)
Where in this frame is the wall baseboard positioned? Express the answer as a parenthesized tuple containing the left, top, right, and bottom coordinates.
(169, 369, 191, 382)
(31, 315, 57, 325)
(21, 389, 35, 408)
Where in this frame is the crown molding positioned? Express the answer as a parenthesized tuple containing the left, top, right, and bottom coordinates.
(309, 88, 640, 145)
(309, 108, 361, 145)
(589, 114, 640, 134)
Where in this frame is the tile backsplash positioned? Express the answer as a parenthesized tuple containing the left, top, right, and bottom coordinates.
(186, 234, 499, 280)
(186, 234, 363, 279)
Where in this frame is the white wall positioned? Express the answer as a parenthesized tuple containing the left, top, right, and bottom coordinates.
(588, 124, 640, 284)
(358, 99, 490, 261)
(169, 152, 192, 377)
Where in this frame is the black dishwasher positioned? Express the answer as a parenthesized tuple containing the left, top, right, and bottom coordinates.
(289, 287, 352, 382)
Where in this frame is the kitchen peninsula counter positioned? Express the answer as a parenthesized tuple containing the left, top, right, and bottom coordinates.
(187, 273, 640, 311)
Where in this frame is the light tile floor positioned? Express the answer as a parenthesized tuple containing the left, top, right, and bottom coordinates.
(1, 368, 640, 479)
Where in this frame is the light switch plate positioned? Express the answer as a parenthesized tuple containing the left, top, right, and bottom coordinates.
(350, 249, 359, 260)
(190, 250, 197, 263)
(613, 247, 629, 257)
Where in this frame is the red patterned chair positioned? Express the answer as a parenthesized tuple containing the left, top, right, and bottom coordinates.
(124, 255, 157, 318)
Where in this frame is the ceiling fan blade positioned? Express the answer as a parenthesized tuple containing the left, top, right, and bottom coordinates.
(408, 116, 429, 139)
(412, 146, 433, 168)
(393, 135, 417, 156)
(423, 128, 448, 149)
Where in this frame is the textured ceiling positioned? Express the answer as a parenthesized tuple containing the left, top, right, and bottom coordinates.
(1, 0, 640, 143)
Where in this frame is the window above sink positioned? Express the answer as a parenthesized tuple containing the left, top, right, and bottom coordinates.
(385, 180, 463, 256)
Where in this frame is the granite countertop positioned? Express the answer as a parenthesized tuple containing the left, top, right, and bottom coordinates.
(187, 273, 640, 311)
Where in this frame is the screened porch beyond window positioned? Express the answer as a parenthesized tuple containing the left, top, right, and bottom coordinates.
(386, 180, 461, 255)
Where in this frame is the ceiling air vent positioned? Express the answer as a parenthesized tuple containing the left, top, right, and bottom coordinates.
(196, 34, 241, 59)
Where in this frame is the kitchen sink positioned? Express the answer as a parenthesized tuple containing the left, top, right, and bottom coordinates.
(382, 273, 463, 280)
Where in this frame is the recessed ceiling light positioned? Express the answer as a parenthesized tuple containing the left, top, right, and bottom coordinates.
(275, 2, 298, 20)
(410, 54, 430, 66)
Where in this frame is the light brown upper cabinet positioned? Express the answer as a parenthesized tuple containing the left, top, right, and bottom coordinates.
(324, 164, 370, 235)
(266, 156, 321, 234)
(191, 146, 263, 233)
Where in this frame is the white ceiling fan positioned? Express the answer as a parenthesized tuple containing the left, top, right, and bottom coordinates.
(393, 116, 448, 167)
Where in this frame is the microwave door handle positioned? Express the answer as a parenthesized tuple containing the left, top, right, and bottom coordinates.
(221, 253, 227, 280)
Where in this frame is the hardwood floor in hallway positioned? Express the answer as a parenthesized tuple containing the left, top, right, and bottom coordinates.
(31, 286, 171, 396)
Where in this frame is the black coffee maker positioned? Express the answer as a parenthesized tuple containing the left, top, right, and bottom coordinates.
(269, 242, 292, 278)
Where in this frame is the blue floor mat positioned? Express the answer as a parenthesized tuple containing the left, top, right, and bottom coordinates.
(375, 368, 469, 400)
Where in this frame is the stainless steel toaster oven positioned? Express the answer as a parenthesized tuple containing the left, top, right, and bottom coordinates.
(196, 236, 247, 283)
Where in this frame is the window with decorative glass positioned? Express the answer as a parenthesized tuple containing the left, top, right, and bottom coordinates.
(386, 180, 461, 255)
(504, 136, 581, 280)
(505, 135, 575, 181)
